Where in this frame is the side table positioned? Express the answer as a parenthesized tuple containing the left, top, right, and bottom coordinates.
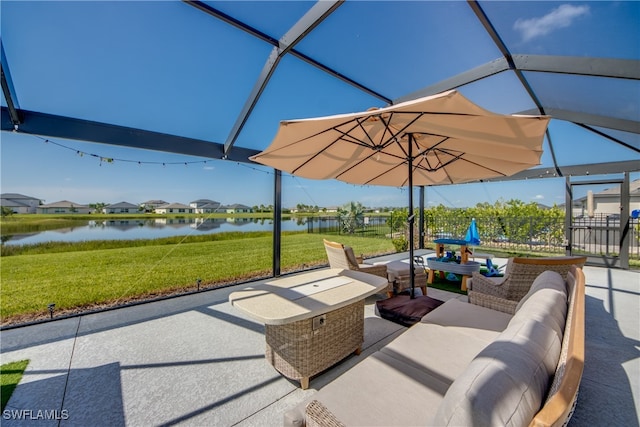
(427, 238, 481, 291)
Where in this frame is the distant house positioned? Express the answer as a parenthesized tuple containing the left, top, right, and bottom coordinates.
(561, 200, 584, 218)
(0, 193, 42, 213)
(225, 204, 253, 214)
(37, 200, 92, 214)
(574, 179, 640, 217)
(190, 199, 225, 214)
(154, 203, 194, 214)
(103, 202, 139, 214)
(140, 200, 167, 212)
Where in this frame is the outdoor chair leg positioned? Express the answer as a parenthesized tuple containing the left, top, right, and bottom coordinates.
(461, 276, 470, 292)
(300, 377, 310, 390)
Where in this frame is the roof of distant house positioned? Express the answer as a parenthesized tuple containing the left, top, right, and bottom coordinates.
(40, 200, 90, 208)
(105, 201, 138, 209)
(0, 198, 31, 207)
(597, 178, 640, 196)
(0, 193, 41, 200)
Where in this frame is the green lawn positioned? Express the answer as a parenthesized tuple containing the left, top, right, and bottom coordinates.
(1, 360, 29, 411)
(0, 233, 394, 322)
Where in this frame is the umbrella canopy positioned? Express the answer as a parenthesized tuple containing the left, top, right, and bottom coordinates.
(465, 218, 481, 246)
(251, 90, 549, 187)
(251, 90, 550, 297)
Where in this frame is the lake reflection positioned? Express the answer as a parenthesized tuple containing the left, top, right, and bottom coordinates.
(2, 217, 311, 245)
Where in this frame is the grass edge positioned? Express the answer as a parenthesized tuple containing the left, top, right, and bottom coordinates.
(1, 359, 29, 411)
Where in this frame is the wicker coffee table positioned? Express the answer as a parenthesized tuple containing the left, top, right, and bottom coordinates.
(229, 268, 388, 389)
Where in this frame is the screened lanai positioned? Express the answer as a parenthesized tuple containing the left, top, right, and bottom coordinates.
(1, 3, 640, 425)
(1, 0, 639, 272)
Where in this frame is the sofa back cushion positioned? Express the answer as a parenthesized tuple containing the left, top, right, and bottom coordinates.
(516, 270, 566, 312)
(432, 272, 568, 427)
(512, 271, 568, 342)
(432, 320, 562, 426)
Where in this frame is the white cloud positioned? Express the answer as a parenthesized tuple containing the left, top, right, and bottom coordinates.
(514, 4, 590, 42)
(533, 194, 545, 200)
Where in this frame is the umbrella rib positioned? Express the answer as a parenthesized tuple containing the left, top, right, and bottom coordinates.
(385, 113, 426, 157)
(458, 157, 509, 177)
(290, 119, 373, 174)
(334, 113, 470, 183)
(333, 112, 429, 182)
(361, 162, 407, 186)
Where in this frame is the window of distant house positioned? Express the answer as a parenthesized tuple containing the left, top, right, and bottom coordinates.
(179, 209, 185, 213)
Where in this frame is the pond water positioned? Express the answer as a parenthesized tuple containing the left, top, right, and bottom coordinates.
(2, 216, 388, 245)
(2, 217, 307, 245)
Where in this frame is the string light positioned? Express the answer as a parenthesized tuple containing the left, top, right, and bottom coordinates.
(13, 130, 402, 193)
(22, 132, 214, 167)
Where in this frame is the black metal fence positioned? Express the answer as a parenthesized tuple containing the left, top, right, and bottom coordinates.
(571, 214, 640, 258)
(305, 216, 390, 238)
(305, 214, 640, 258)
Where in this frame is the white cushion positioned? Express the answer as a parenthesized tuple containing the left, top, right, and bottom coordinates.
(516, 270, 566, 312)
(380, 322, 492, 383)
(308, 352, 448, 426)
(512, 271, 568, 342)
(422, 299, 513, 342)
(432, 317, 562, 427)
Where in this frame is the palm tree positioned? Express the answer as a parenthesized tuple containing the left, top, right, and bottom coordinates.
(338, 202, 364, 234)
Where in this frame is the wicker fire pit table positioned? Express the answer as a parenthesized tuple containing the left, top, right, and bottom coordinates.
(229, 268, 388, 389)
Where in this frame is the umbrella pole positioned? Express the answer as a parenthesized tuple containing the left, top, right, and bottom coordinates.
(408, 134, 415, 299)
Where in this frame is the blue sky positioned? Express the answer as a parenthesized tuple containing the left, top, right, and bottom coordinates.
(1, 1, 638, 209)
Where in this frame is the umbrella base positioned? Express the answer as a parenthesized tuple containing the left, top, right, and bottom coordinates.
(375, 294, 444, 327)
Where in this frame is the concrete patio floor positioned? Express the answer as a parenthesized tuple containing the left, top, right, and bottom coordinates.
(1, 253, 638, 426)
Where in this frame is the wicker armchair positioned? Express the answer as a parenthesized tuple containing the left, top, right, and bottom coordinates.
(468, 256, 586, 313)
(323, 239, 392, 297)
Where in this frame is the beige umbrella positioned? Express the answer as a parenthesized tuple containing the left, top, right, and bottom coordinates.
(251, 90, 550, 297)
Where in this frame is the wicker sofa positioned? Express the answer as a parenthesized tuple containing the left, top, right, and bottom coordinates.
(469, 256, 586, 314)
(284, 266, 585, 427)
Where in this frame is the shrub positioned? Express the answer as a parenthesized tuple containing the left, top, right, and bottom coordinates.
(392, 235, 408, 252)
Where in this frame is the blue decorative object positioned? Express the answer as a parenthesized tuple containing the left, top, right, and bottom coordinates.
(464, 218, 480, 246)
(482, 259, 501, 277)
